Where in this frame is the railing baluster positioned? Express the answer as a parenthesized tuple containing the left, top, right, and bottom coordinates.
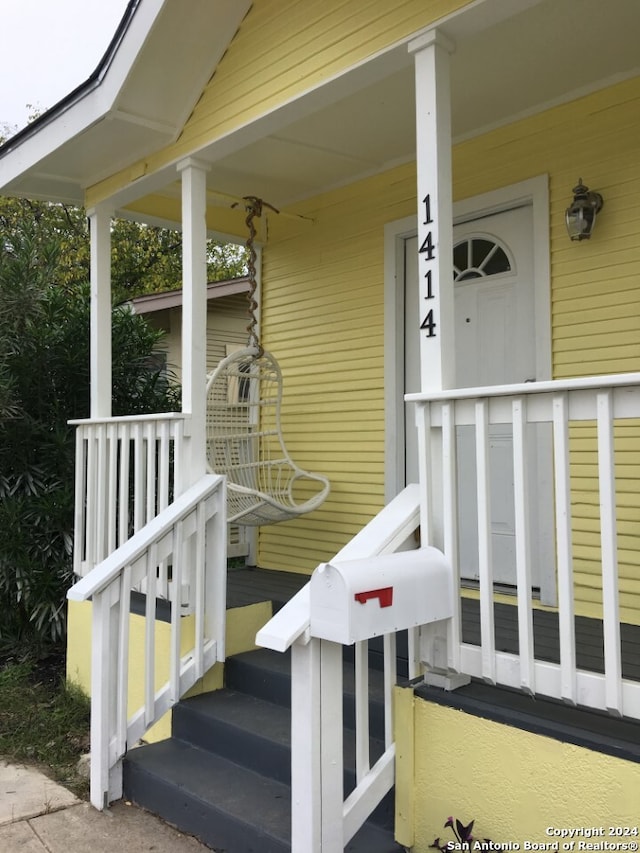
(118, 423, 130, 548)
(194, 501, 206, 678)
(90, 583, 117, 810)
(135, 425, 149, 599)
(552, 392, 577, 705)
(475, 398, 496, 684)
(145, 421, 155, 524)
(107, 422, 118, 555)
(144, 544, 158, 727)
(407, 628, 420, 681)
(90, 589, 109, 809)
(86, 427, 98, 569)
(159, 419, 170, 511)
(205, 488, 227, 662)
(354, 640, 369, 784)
(95, 424, 107, 565)
(170, 520, 184, 704)
(441, 400, 461, 673)
(597, 390, 622, 716)
(74, 428, 87, 576)
(156, 556, 169, 601)
(291, 638, 322, 853)
(415, 401, 434, 542)
(383, 633, 396, 749)
(133, 423, 145, 535)
(174, 418, 185, 498)
(512, 397, 535, 694)
(116, 565, 131, 758)
(319, 639, 343, 853)
(155, 420, 170, 600)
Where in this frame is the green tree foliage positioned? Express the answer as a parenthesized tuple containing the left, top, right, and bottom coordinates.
(0, 217, 181, 649)
(0, 125, 246, 648)
(110, 218, 247, 300)
(0, 195, 247, 304)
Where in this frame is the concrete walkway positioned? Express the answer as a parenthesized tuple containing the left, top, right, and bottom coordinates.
(0, 761, 213, 852)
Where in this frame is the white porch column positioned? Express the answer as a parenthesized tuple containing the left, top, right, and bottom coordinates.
(408, 29, 456, 540)
(408, 29, 456, 392)
(409, 31, 468, 687)
(88, 205, 113, 418)
(178, 157, 210, 487)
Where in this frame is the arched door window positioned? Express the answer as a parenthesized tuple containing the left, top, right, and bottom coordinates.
(453, 235, 513, 281)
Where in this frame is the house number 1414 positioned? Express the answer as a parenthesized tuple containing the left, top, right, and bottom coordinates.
(419, 193, 436, 338)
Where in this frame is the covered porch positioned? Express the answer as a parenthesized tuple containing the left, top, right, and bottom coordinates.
(57, 0, 640, 719)
(1, 0, 640, 845)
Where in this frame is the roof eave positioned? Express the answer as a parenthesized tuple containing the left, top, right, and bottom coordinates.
(0, 0, 252, 204)
(0, 0, 142, 163)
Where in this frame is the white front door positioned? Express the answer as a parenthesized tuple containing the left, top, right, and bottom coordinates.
(404, 203, 549, 590)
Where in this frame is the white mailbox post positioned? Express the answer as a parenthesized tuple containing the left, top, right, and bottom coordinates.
(309, 547, 453, 645)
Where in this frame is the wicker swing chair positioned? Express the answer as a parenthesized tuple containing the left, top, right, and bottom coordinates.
(205, 198, 330, 526)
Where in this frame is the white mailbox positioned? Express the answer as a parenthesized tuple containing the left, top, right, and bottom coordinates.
(309, 547, 452, 645)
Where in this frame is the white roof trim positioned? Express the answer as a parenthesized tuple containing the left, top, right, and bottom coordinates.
(0, 0, 252, 202)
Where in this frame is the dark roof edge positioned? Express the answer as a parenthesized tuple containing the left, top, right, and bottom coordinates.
(0, 0, 142, 159)
(127, 277, 251, 313)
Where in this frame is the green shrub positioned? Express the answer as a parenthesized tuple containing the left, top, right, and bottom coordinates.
(0, 220, 180, 648)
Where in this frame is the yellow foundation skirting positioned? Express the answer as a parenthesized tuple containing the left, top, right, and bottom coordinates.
(66, 598, 272, 743)
(394, 690, 640, 851)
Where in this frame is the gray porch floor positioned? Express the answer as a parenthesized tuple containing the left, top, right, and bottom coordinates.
(228, 567, 640, 683)
(227, 566, 308, 612)
(461, 597, 640, 682)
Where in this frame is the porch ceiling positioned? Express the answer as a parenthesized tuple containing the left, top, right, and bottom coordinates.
(197, 0, 639, 208)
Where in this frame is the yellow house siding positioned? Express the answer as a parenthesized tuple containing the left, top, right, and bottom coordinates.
(257, 164, 416, 572)
(86, 0, 472, 207)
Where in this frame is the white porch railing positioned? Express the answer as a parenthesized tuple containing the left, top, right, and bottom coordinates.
(407, 371, 640, 720)
(70, 413, 187, 587)
(257, 485, 422, 853)
(67, 473, 227, 810)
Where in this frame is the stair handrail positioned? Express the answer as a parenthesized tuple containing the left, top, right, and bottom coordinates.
(68, 473, 227, 810)
(257, 484, 423, 853)
(69, 474, 222, 602)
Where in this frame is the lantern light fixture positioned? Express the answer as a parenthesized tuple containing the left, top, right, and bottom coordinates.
(565, 179, 603, 241)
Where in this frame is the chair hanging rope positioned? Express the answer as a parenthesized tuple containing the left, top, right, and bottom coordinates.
(241, 196, 276, 354)
(206, 197, 330, 526)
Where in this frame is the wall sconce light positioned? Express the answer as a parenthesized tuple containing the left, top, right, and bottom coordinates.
(565, 179, 603, 241)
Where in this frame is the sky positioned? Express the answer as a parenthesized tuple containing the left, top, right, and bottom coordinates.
(0, 0, 130, 134)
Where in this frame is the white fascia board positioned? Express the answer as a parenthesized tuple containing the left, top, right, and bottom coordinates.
(117, 0, 253, 136)
(0, 0, 166, 193)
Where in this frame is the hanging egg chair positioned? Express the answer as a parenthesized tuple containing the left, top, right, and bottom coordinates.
(206, 198, 330, 526)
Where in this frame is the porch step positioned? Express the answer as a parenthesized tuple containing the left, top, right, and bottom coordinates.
(123, 647, 401, 853)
